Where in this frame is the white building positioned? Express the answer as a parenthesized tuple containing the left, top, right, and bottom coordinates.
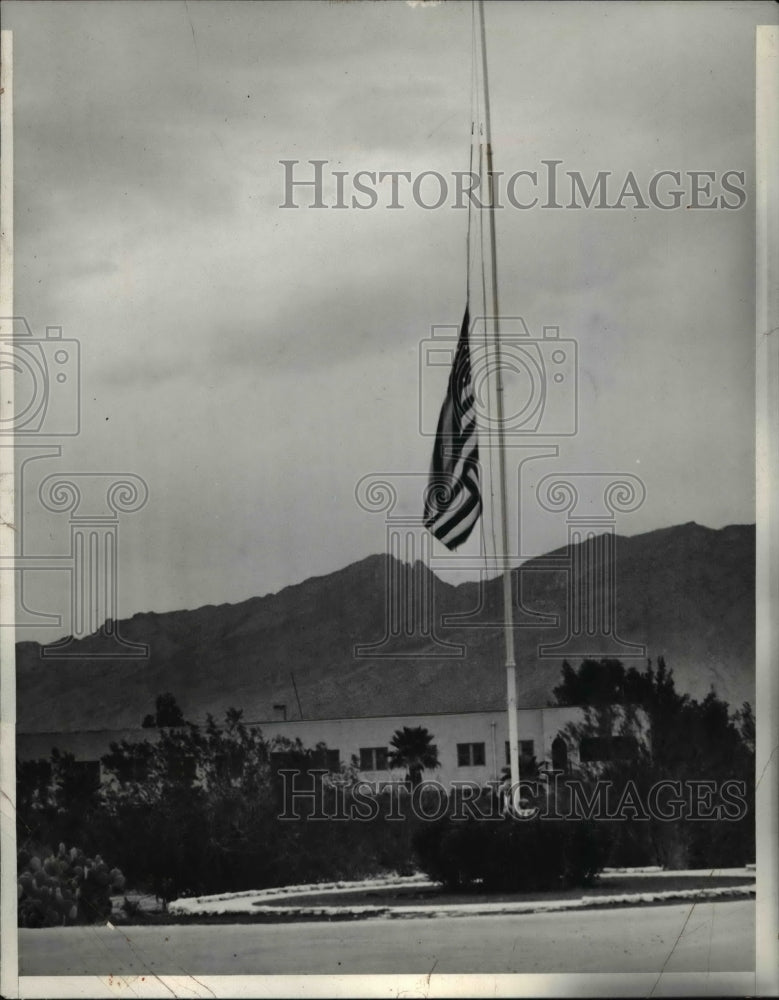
(17, 704, 589, 788)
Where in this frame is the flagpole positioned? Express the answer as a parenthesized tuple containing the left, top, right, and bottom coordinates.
(476, 0, 521, 808)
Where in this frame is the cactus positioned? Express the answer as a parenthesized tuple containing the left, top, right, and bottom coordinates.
(17, 845, 126, 927)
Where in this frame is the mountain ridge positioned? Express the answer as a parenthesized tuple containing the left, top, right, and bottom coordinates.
(16, 521, 755, 733)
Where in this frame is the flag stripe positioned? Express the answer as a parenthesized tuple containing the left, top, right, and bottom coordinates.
(423, 305, 482, 550)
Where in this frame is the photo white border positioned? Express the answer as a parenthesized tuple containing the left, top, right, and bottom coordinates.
(754, 20, 779, 1000)
(1, 11, 777, 999)
(1, 24, 20, 1000)
(8, 971, 763, 998)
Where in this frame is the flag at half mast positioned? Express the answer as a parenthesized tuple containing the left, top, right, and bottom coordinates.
(423, 305, 482, 550)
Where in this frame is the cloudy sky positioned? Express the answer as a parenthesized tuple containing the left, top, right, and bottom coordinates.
(4, 0, 774, 640)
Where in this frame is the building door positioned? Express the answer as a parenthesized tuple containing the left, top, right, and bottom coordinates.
(551, 735, 568, 773)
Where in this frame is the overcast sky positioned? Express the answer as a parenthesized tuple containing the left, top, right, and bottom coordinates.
(5, 0, 774, 640)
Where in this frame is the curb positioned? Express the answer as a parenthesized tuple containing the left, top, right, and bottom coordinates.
(170, 873, 431, 911)
(169, 880, 756, 921)
(170, 866, 754, 911)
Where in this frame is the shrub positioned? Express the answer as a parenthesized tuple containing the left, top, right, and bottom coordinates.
(555, 659, 755, 870)
(18, 843, 125, 927)
(18, 715, 430, 900)
(413, 815, 608, 893)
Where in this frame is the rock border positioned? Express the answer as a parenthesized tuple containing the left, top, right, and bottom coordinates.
(169, 868, 756, 921)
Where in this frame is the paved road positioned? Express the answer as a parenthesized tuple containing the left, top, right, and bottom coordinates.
(19, 900, 754, 977)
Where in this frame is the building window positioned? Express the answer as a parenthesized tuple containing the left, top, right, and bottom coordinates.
(552, 736, 569, 772)
(579, 735, 637, 763)
(270, 750, 295, 774)
(505, 740, 535, 763)
(270, 747, 340, 774)
(302, 747, 341, 773)
(457, 742, 486, 767)
(359, 747, 389, 771)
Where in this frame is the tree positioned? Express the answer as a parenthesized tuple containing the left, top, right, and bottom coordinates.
(101, 709, 280, 899)
(388, 726, 439, 789)
(142, 692, 186, 729)
(554, 657, 754, 869)
(735, 701, 755, 754)
(17, 749, 103, 856)
(553, 657, 653, 708)
(19, 711, 420, 900)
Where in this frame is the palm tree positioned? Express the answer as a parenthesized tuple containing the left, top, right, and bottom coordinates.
(388, 726, 439, 789)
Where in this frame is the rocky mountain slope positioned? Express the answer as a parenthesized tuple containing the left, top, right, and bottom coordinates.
(16, 521, 755, 732)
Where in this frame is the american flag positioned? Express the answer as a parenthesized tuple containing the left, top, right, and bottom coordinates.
(423, 306, 482, 549)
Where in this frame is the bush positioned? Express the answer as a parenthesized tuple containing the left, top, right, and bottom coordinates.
(95, 719, 429, 898)
(17, 715, 431, 900)
(18, 843, 125, 927)
(555, 659, 756, 871)
(267, 784, 422, 889)
(413, 815, 608, 893)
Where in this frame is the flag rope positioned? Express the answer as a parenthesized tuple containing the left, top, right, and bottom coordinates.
(424, 0, 522, 803)
(470, 1, 501, 581)
(476, 0, 522, 805)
